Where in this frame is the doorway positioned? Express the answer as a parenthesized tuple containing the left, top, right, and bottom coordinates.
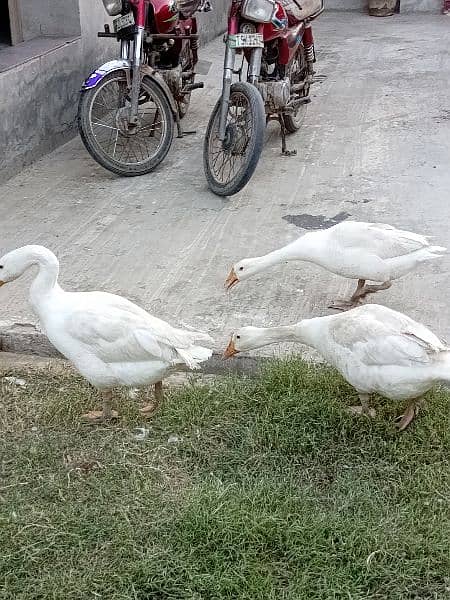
(0, 3, 12, 47)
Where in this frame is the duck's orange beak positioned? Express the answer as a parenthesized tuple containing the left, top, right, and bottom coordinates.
(225, 268, 239, 290)
(223, 338, 238, 359)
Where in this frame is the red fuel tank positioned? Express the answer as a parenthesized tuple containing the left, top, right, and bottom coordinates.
(151, 0, 181, 33)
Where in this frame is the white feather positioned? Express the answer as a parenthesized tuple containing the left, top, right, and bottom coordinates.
(0, 245, 213, 390)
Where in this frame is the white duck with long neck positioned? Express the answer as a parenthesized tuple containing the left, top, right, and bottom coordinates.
(225, 221, 446, 310)
(0, 245, 213, 422)
(224, 303, 450, 431)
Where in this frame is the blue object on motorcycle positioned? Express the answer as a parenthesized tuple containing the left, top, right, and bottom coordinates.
(81, 59, 131, 90)
(271, 15, 287, 29)
(83, 70, 104, 89)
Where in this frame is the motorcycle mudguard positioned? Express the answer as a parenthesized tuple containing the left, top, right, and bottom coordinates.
(81, 59, 132, 90)
(81, 61, 178, 119)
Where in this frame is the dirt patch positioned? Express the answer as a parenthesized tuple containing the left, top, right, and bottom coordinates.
(282, 211, 350, 230)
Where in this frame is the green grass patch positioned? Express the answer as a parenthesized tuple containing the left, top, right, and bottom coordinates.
(1, 359, 450, 599)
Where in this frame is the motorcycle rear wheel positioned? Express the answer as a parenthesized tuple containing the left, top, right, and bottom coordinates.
(203, 81, 265, 197)
(283, 46, 309, 134)
(78, 72, 174, 177)
(178, 43, 195, 119)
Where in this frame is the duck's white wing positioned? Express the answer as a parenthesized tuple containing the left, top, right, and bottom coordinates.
(331, 222, 430, 259)
(330, 305, 447, 368)
(64, 293, 212, 366)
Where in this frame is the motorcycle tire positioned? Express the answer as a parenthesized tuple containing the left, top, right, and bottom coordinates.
(283, 101, 308, 133)
(178, 43, 195, 119)
(78, 72, 174, 177)
(283, 47, 309, 134)
(203, 81, 265, 197)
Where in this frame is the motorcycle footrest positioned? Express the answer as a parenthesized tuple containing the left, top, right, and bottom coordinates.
(182, 82, 204, 93)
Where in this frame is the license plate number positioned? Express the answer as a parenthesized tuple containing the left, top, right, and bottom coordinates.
(113, 12, 135, 33)
(228, 33, 264, 48)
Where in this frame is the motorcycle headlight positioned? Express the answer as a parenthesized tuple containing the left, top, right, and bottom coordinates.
(102, 0, 123, 16)
(241, 0, 276, 23)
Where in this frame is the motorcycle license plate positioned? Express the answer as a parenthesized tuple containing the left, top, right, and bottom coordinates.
(113, 12, 135, 33)
(228, 33, 264, 48)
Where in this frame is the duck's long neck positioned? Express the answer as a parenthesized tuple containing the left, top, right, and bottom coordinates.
(28, 248, 62, 310)
(251, 321, 314, 349)
(255, 233, 320, 270)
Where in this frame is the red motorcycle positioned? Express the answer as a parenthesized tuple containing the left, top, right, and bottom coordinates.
(78, 0, 209, 176)
(203, 0, 323, 196)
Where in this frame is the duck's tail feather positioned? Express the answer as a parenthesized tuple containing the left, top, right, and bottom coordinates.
(428, 245, 447, 254)
(432, 351, 450, 386)
(176, 345, 213, 370)
(416, 245, 447, 262)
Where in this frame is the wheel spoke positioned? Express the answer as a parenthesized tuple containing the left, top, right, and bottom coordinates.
(112, 130, 119, 158)
(92, 122, 120, 131)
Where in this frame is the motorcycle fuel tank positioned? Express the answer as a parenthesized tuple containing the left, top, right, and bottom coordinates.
(151, 0, 181, 33)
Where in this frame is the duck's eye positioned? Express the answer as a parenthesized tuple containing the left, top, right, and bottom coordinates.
(239, 267, 244, 271)
(236, 335, 240, 340)
(0, 265, 3, 269)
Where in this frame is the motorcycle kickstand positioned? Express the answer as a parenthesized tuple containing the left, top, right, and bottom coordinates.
(175, 113, 197, 138)
(278, 114, 297, 157)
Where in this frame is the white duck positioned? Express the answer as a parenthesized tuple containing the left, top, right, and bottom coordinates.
(0, 245, 213, 422)
(224, 303, 450, 431)
(225, 221, 446, 310)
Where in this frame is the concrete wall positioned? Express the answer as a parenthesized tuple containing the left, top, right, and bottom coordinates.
(78, 0, 116, 67)
(21, 0, 82, 41)
(197, 0, 229, 44)
(0, 40, 85, 179)
(326, 0, 440, 11)
(0, 1, 114, 183)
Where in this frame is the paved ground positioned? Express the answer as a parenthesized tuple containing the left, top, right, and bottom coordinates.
(1, 12, 450, 359)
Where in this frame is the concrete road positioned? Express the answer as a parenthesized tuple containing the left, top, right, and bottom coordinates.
(1, 13, 450, 359)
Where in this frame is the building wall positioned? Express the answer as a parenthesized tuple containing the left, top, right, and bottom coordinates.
(21, 0, 82, 41)
(0, 39, 85, 180)
(197, 0, 229, 44)
(78, 0, 116, 67)
(0, 2, 115, 183)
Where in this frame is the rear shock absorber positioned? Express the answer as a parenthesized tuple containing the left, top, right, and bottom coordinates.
(190, 33, 199, 64)
(303, 22, 315, 72)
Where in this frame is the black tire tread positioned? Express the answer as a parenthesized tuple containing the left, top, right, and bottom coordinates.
(203, 81, 265, 197)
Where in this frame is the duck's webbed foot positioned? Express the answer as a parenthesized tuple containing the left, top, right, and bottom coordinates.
(81, 390, 118, 423)
(355, 280, 392, 301)
(347, 393, 376, 418)
(329, 279, 366, 311)
(140, 381, 164, 417)
(329, 279, 392, 311)
(328, 298, 363, 311)
(395, 397, 424, 431)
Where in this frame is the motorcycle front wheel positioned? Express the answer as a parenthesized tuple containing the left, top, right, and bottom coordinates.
(203, 81, 265, 197)
(78, 72, 174, 177)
